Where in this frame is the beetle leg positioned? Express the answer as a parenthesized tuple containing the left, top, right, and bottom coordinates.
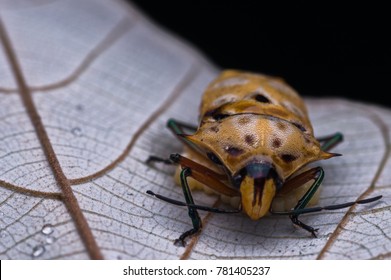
(276, 167, 321, 195)
(174, 167, 202, 247)
(276, 167, 325, 237)
(147, 190, 241, 213)
(146, 119, 200, 164)
(147, 153, 235, 196)
(170, 153, 239, 197)
(166, 118, 203, 153)
(166, 118, 198, 135)
(317, 132, 343, 151)
(146, 155, 174, 165)
(147, 154, 239, 246)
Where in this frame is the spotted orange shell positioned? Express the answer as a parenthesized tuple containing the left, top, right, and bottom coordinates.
(186, 70, 333, 180)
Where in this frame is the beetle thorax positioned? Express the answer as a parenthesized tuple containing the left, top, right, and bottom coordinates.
(186, 114, 329, 180)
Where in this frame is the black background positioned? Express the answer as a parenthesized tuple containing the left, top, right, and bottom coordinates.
(130, 1, 390, 109)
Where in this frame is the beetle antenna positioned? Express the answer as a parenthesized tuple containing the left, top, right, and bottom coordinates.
(270, 195, 382, 216)
(146, 190, 241, 214)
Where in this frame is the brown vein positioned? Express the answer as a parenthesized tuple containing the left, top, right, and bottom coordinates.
(69, 63, 201, 185)
(0, 16, 136, 94)
(0, 179, 62, 199)
(0, 18, 103, 259)
(367, 208, 391, 257)
(371, 252, 391, 260)
(317, 109, 390, 259)
(180, 198, 221, 260)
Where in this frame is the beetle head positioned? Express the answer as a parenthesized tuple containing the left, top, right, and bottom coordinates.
(232, 161, 282, 220)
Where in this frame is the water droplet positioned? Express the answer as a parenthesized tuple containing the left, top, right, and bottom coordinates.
(71, 127, 82, 136)
(41, 224, 53, 235)
(32, 245, 45, 258)
(46, 236, 55, 244)
(210, 255, 217, 260)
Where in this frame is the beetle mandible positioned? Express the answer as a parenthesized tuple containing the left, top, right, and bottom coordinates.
(147, 70, 382, 246)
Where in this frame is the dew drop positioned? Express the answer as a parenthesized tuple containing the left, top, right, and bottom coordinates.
(41, 224, 54, 235)
(32, 245, 45, 258)
(46, 236, 55, 245)
(71, 127, 83, 136)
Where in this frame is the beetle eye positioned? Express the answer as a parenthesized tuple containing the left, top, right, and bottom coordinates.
(207, 152, 222, 165)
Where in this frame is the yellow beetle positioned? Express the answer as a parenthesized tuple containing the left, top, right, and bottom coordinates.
(147, 70, 381, 246)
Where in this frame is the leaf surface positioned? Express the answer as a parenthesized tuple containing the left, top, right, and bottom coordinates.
(0, 0, 390, 260)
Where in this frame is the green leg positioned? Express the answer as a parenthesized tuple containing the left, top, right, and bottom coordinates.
(288, 131, 342, 236)
(317, 132, 343, 151)
(147, 119, 214, 245)
(166, 118, 197, 135)
(146, 155, 174, 165)
(146, 118, 198, 165)
(147, 159, 202, 245)
(147, 118, 200, 166)
(288, 167, 325, 237)
(166, 118, 202, 153)
(174, 167, 202, 246)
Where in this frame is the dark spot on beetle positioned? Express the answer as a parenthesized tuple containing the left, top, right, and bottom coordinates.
(225, 146, 244, 156)
(209, 126, 219, 133)
(272, 138, 282, 148)
(245, 134, 255, 145)
(280, 153, 298, 162)
(277, 122, 286, 131)
(254, 94, 271, 103)
(238, 116, 250, 125)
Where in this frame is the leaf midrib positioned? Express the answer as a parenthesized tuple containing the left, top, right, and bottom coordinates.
(0, 17, 104, 259)
(0, 9, 204, 258)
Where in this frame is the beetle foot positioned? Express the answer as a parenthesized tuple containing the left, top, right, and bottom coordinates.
(146, 155, 173, 165)
(174, 238, 186, 247)
(174, 228, 200, 247)
(289, 215, 319, 238)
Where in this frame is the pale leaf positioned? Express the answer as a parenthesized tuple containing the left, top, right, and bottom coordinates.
(0, 0, 390, 260)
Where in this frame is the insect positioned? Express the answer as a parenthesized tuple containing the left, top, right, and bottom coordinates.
(147, 70, 382, 246)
